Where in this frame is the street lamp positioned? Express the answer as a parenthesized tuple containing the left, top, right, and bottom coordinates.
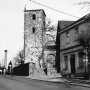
(8, 61, 13, 76)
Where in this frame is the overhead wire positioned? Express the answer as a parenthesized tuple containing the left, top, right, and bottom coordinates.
(29, 0, 79, 19)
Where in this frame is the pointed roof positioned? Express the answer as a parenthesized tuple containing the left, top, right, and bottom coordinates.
(9, 61, 12, 65)
(58, 21, 74, 30)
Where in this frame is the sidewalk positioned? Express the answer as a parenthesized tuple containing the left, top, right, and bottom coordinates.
(26, 75, 68, 82)
(26, 75, 90, 88)
(65, 77, 90, 86)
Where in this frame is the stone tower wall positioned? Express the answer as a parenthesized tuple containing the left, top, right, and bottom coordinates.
(24, 10, 45, 63)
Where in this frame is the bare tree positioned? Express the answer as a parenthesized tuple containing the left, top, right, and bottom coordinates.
(31, 18, 56, 68)
(45, 18, 56, 32)
(45, 18, 56, 44)
(14, 50, 24, 66)
(77, 0, 90, 9)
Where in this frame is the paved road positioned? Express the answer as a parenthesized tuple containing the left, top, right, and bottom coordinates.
(0, 75, 89, 90)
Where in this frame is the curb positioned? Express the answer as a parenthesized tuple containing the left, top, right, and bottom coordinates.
(26, 77, 90, 88)
(68, 82, 90, 88)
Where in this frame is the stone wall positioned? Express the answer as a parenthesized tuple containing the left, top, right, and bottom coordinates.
(24, 9, 46, 76)
(24, 10, 45, 64)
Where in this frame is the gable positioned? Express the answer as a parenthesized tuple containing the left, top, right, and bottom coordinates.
(58, 21, 74, 31)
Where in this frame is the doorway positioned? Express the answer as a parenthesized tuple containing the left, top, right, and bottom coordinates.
(70, 54, 75, 74)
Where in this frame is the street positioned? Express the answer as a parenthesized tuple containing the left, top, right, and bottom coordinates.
(0, 76, 90, 90)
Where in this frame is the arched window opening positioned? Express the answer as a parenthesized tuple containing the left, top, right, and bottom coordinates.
(32, 27, 35, 33)
(32, 14, 36, 20)
(47, 54, 55, 68)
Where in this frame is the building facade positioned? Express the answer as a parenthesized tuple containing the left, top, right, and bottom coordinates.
(56, 14, 90, 76)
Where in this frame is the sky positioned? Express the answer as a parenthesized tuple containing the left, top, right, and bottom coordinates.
(0, 0, 89, 66)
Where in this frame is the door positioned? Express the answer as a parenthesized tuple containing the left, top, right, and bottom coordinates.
(70, 54, 75, 74)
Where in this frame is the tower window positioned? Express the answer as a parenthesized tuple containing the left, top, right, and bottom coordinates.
(32, 27, 35, 33)
(32, 14, 36, 20)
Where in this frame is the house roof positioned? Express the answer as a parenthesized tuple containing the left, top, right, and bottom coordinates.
(58, 21, 74, 30)
(58, 13, 90, 34)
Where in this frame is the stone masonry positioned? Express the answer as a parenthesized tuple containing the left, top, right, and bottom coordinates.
(24, 9, 46, 76)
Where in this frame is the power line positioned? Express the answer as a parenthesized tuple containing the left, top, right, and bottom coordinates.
(29, 0, 79, 19)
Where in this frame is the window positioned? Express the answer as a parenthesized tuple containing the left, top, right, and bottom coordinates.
(78, 52, 85, 68)
(66, 31, 69, 37)
(75, 26, 79, 41)
(32, 14, 36, 20)
(64, 56, 68, 69)
(66, 31, 69, 44)
(32, 27, 35, 33)
(75, 27, 78, 34)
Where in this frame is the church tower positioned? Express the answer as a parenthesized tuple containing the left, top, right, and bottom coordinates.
(24, 9, 46, 69)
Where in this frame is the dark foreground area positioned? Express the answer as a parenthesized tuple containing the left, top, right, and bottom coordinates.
(0, 75, 90, 90)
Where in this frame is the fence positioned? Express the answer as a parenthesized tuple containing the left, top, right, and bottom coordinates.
(13, 63, 29, 76)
